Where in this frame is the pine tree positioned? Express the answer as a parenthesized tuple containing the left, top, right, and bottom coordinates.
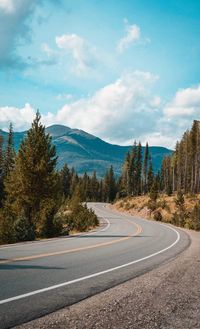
(0, 135, 4, 207)
(103, 166, 116, 202)
(60, 164, 71, 199)
(3, 123, 15, 178)
(4, 111, 60, 238)
(147, 158, 154, 192)
(91, 171, 99, 201)
(136, 142, 142, 195)
(130, 141, 137, 195)
(143, 142, 149, 194)
(149, 179, 158, 202)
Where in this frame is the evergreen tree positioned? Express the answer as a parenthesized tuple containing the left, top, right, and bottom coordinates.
(149, 179, 158, 202)
(3, 123, 15, 178)
(147, 158, 154, 192)
(60, 164, 71, 199)
(103, 166, 116, 202)
(130, 141, 137, 195)
(136, 142, 142, 195)
(91, 171, 99, 201)
(0, 135, 4, 207)
(143, 142, 149, 193)
(4, 111, 60, 238)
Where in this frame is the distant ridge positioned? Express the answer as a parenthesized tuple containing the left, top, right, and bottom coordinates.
(0, 124, 172, 177)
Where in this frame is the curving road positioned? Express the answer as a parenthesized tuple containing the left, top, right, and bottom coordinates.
(0, 203, 189, 329)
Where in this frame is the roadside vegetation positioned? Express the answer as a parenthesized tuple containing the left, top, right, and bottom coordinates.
(113, 120, 200, 231)
(1, 114, 200, 244)
(114, 192, 200, 231)
(0, 112, 99, 244)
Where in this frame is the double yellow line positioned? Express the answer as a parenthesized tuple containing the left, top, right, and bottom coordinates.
(0, 218, 142, 264)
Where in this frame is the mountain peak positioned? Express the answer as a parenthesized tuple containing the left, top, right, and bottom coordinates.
(46, 124, 72, 137)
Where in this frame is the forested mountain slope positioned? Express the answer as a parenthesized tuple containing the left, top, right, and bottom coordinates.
(0, 124, 172, 176)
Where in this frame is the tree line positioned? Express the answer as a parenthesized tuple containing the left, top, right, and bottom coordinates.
(2, 114, 199, 243)
(161, 120, 200, 195)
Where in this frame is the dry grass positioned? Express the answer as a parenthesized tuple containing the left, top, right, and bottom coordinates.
(113, 193, 200, 223)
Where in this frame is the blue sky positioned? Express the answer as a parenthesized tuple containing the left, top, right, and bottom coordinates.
(0, 0, 200, 147)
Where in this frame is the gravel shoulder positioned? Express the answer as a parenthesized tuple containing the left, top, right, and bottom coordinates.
(15, 227, 200, 329)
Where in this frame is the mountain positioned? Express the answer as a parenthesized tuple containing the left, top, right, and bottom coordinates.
(0, 125, 173, 177)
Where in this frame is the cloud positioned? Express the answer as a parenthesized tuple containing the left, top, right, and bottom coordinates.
(0, 0, 63, 71)
(2, 76, 199, 149)
(117, 19, 150, 53)
(117, 23, 140, 53)
(0, 70, 159, 143)
(0, 103, 35, 131)
(0, 0, 15, 13)
(55, 33, 97, 77)
(0, 0, 36, 70)
(164, 85, 200, 117)
(43, 70, 159, 143)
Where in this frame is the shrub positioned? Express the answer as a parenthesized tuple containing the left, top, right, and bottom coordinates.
(157, 199, 167, 209)
(0, 210, 15, 244)
(13, 212, 35, 242)
(119, 201, 124, 208)
(124, 202, 130, 210)
(147, 200, 157, 212)
(37, 199, 62, 238)
(153, 210, 163, 221)
(189, 202, 200, 231)
(171, 210, 187, 227)
(149, 181, 158, 202)
(65, 201, 99, 233)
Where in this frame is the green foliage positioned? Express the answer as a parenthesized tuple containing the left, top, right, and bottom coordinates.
(103, 166, 116, 202)
(147, 200, 157, 212)
(3, 123, 15, 178)
(36, 199, 62, 238)
(171, 190, 187, 227)
(65, 198, 99, 232)
(166, 184, 173, 196)
(60, 164, 71, 199)
(187, 202, 200, 230)
(13, 212, 35, 242)
(147, 159, 154, 192)
(171, 210, 187, 227)
(0, 135, 4, 207)
(175, 190, 185, 209)
(143, 142, 149, 194)
(0, 209, 15, 243)
(153, 210, 163, 221)
(149, 180, 158, 202)
(1, 111, 62, 242)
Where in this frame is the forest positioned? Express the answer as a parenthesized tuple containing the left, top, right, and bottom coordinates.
(0, 114, 200, 244)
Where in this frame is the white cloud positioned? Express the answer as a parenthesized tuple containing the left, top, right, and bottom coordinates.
(117, 23, 140, 53)
(2, 77, 200, 149)
(0, 103, 35, 131)
(0, 0, 62, 70)
(0, 0, 15, 13)
(55, 33, 96, 76)
(0, 0, 36, 69)
(164, 85, 200, 117)
(0, 71, 161, 145)
(41, 43, 55, 57)
(43, 70, 159, 143)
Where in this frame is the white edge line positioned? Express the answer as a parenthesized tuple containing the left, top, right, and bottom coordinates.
(0, 224, 180, 305)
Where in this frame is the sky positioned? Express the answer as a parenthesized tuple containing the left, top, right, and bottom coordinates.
(0, 0, 200, 148)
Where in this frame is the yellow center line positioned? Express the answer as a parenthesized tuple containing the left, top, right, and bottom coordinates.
(0, 218, 142, 264)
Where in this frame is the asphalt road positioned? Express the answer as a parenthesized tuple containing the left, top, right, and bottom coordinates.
(0, 203, 190, 329)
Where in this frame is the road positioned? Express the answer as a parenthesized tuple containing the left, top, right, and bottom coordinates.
(0, 203, 189, 329)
